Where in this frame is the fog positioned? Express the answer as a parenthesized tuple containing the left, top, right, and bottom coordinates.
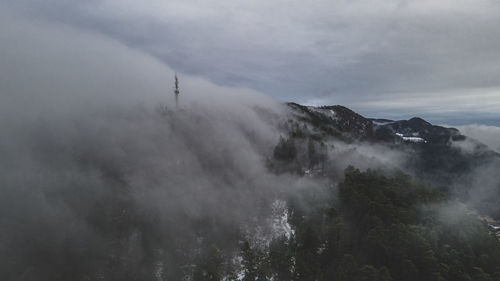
(0, 11, 318, 280)
(326, 141, 408, 178)
(454, 124, 500, 153)
(0, 10, 414, 279)
(2, 7, 500, 281)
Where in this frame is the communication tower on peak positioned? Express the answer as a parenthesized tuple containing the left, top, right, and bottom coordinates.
(174, 74, 180, 109)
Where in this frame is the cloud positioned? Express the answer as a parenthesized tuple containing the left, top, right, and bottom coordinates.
(466, 157, 500, 218)
(322, 141, 409, 179)
(4, 0, 500, 122)
(453, 124, 500, 153)
(0, 9, 310, 279)
(0, 9, 415, 278)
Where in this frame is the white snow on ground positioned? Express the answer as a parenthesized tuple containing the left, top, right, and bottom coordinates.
(239, 200, 294, 250)
(395, 133, 427, 143)
(402, 136, 426, 143)
(234, 256, 246, 281)
(307, 106, 338, 121)
(490, 224, 500, 231)
(271, 199, 294, 239)
(231, 200, 294, 280)
(221, 256, 246, 281)
(237, 269, 245, 281)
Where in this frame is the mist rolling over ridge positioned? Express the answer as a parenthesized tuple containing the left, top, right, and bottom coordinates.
(3, 5, 500, 281)
(0, 12, 328, 280)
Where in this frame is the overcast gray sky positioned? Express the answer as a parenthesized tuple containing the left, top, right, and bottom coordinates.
(3, 0, 500, 124)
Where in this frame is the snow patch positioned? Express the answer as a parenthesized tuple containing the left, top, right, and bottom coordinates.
(402, 136, 426, 143)
(307, 106, 338, 121)
(271, 199, 294, 239)
(395, 133, 427, 143)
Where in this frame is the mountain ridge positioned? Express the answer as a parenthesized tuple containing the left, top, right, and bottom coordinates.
(287, 102, 497, 151)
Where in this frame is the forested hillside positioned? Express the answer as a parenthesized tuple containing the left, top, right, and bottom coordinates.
(2, 102, 500, 281)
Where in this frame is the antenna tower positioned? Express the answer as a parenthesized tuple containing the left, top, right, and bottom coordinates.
(174, 74, 180, 109)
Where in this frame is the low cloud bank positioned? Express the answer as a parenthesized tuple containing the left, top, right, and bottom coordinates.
(0, 10, 321, 279)
(454, 124, 500, 153)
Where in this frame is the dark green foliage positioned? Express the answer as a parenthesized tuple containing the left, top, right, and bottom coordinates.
(269, 235, 293, 280)
(77, 166, 497, 281)
(273, 136, 297, 162)
(286, 103, 351, 141)
(192, 240, 225, 281)
(270, 126, 329, 175)
(307, 138, 327, 170)
(181, 104, 500, 280)
(239, 167, 500, 281)
(240, 241, 270, 281)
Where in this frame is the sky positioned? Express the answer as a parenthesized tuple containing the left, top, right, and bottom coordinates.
(2, 0, 500, 124)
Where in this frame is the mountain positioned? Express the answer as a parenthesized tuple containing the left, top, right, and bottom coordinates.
(267, 103, 500, 281)
(283, 102, 499, 204)
(287, 102, 466, 145)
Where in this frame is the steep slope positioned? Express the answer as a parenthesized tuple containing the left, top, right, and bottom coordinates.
(288, 102, 469, 146)
(372, 117, 464, 144)
(287, 103, 374, 142)
(284, 102, 499, 194)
